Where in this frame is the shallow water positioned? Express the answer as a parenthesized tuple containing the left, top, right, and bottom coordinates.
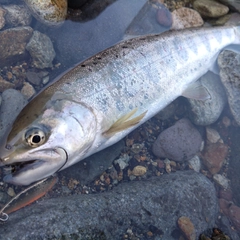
(0, 0, 240, 239)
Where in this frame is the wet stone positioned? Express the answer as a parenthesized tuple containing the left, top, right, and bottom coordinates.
(0, 26, 33, 68)
(26, 30, 56, 69)
(0, 171, 218, 239)
(152, 118, 202, 162)
(178, 216, 196, 240)
(218, 0, 240, 12)
(193, 0, 229, 18)
(218, 50, 240, 126)
(21, 82, 36, 100)
(187, 71, 227, 126)
(2, 4, 32, 27)
(0, 76, 14, 92)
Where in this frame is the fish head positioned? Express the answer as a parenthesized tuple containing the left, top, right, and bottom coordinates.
(0, 94, 96, 185)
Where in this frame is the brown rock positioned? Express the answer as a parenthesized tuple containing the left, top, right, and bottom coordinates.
(0, 7, 6, 30)
(219, 198, 230, 216)
(171, 7, 204, 30)
(0, 26, 33, 68)
(229, 204, 240, 230)
(202, 142, 228, 174)
(0, 76, 14, 92)
(219, 188, 233, 201)
(178, 216, 196, 240)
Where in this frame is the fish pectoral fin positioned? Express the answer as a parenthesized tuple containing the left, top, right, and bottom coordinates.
(104, 109, 147, 135)
(182, 80, 211, 101)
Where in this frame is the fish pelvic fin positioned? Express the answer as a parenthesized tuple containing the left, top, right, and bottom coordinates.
(104, 109, 147, 135)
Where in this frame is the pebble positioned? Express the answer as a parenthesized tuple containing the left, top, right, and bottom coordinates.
(23, 0, 67, 26)
(193, 0, 229, 18)
(0, 7, 6, 29)
(152, 118, 202, 162)
(21, 82, 36, 99)
(206, 127, 221, 143)
(218, 50, 240, 126)
(164, 158, 171, 173)
(7, 187, 16, 197)
(201, 142, 228, 174)
(0, 26, 33, 68)
(114, 154, 130, 170)
(128, 165, 147, 177)
(26, 30, 56, 69)
(26, 71, 42, 85)
(218, 0, 240, 12)
(188, 155, 201, 172)
(219, 188, 233, 201)
(213, 174, 229, 189)
(0, 76, 14, 92)
(3, 4, 32, 27)
(171, 7, 204, 30)
(187, 71, 227, 126)
(178, 216, 196, 240)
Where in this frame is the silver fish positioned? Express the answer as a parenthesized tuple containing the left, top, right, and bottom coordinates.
(0, 25, 239, 185)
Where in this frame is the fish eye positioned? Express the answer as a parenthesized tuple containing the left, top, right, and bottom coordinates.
(25, 128, 46, 147)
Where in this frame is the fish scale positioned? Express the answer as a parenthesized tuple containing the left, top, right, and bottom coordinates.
(0, 25, 239, 185)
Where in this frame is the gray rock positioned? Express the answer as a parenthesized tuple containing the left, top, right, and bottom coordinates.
(2, 4, 32, 27)
(152, 118, 202, 162)
(219, 0, 240, 12)
(0, 26, 33, 68)
(193, 0, 229, 18)
(59, 140, 125, 185)
(0, 89, 27, 140)
(0, 171, 218, 240)
(26, 30, 56, 69)
(0, 7, 6, 30)
(187, 71, 227, 126)
(218, 50, 240, 125)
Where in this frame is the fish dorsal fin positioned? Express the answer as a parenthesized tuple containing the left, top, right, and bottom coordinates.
(182, 81, 211, 101)
(104, 109, 147, 135)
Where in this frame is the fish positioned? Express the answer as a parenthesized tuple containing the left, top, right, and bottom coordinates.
(0, 25, 239, 185)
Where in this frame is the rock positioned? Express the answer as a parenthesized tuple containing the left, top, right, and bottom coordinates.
(178, 216, 196, 240)
(26, 71, 42, 85)
(152, 118, 202, 162)
(219, 188, 233, 201)
(156, 4, 172, 27)
(228, 204, 240, 230)
(171, 7, 204, 30)
(59, 140, 125, 186)
(23, 0, 67, 26)
(0, 26, 33, 68)
(2, 4, 32, 27)
(187, 71, 227, 126)
(0, 7, 6, 29)
(0, 89, 27, 140)
(20, 82, 36, 99)
(0, 76, 14, 92)
(201, 142, 228, 174)
(218, 0, 240, 12)
(206, 127, 221, 143)
(26, 30, 56, 69)
(129, 165, 147, 176)
(114, 153, 130, 170)
(0, 171, 218, 239)
(213, 174, 229, 189)
(188, 155, 201, 172)
(193, 0, 229, 18)
(218, 50, 240, 126)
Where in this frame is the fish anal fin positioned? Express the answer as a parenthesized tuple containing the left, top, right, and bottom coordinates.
(104, 109, 147, 136)
(182, 80, 211, 101)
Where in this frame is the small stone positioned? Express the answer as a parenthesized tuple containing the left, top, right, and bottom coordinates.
(202, 142, 228, 174)
(219, 188, 233, 201)
(206, 127, 221, 143)
(129, 166, 147, 176)
(156, 159, 164, 169)
(171, 7, 204, 30)
(26, 71, 42, 85)
(156, 6, 172, 27)
(23, 0, 67, 26)
(152, 118, 202, 162)
(0, 76, 14, 92)
(131, 143, 144, 154)
(3, 4, 32, 27)
(213, 174, 229, 189)
(178, 216, 196, 240)
(7, 187, 16, 197)
(193, 0, 229, 18)
(229, 204, 240, 230)
(188, 155, 201, 172)
(114, 154, 130, 170)
(26, 30, 56, 69)
(218, 0, 240, 12)
(21, 82, 36, 99)
(164, 159, 171, 173)
(0, 7, 6, 29)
